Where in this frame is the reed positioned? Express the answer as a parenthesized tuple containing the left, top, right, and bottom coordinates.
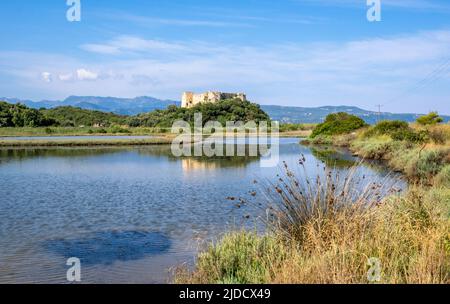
(176, 160, 449, 284)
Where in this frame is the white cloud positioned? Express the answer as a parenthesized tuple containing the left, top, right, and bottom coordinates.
(59, 73, 74, 81)
(41, 72, 52, 83)
(76, 69, 98, 81)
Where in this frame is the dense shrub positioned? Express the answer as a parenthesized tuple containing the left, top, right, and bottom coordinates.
(130, 99, 270, 128)
(366, 120, 409, 136)
(417, 112, 444, 126)
(408, 149, 449, 182)
(310, 112, 367, 138)
(365, 120, 429, 143)
(0, 102, 56, 127)
(42, 106, 127, 127)
(391, 129, 429, 143)
(427, 125, 450, 145)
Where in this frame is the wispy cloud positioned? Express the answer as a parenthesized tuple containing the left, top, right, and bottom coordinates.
(1, 30, 450, 114)
(81, 36, 186, 55)
(294, 0, 450, 10)
(99, 12, 253, 28)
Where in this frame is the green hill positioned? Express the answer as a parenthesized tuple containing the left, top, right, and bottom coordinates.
(41, 107, 127, 127)
(128, 99, 270, 128)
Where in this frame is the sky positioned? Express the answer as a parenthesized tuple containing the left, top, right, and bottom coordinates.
(0, 0, 449, 114)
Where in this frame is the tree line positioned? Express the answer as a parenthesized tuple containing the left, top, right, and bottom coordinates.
(0, 99, 270, 128)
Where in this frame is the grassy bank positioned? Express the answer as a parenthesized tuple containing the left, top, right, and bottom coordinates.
(176, 121, 450, 284)
(0, 127, 170, 137)
(347, 124, 449, 185)
(0, 126, 311, 139)
(177, 172, 449, 284)
(0, 137, 175, 147)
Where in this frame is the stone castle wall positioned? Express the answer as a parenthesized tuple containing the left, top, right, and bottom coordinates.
(182, 91, 246, 108)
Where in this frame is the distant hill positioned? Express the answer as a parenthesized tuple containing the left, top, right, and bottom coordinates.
(2, 97, 448, 124)
(261, 105, 450, 124)
(0, 96, 179, 115)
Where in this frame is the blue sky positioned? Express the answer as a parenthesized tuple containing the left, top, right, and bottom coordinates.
(0, 0, 449, 114)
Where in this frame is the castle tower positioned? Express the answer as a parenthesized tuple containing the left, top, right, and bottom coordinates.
(182, 91, 247, 108)
(182, 92, 194, 108)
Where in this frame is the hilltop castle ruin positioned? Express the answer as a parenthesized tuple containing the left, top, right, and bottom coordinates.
(181, 91, 247, 108)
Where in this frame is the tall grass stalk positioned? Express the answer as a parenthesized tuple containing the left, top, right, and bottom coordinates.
(175, 158, 450, 284)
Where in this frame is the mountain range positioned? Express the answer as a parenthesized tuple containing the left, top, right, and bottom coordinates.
(1, 96, 448, 124)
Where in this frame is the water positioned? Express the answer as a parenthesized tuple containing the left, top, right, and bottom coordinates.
(0, 136, 157, 141)
(0, 139, 402, 283)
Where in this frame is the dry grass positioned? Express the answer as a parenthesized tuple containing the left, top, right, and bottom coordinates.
(349, 123, 450, 184)
(176, 160, 449, 284)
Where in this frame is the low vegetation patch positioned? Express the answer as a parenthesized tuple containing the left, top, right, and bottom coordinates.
(350, 122, 450, 184)
(177, 160, 449, 284)
(364, 120, 428, 143)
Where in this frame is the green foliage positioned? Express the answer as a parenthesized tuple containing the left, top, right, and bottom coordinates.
(366, 120, 409, 136)
(365, 120, 429, 143)
(310, 112, 367, 138)
(42, 106, 127, 127)
(412, 149, 449, 182)
(193, 232, 284, 284)
(391, 129, 429, 143)
(417, 112, 444, 126)
(0, 102, 56, 127)
(130, 99, 270, 128)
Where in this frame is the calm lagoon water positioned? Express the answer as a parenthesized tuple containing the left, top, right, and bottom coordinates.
(0, 138, 402, 283)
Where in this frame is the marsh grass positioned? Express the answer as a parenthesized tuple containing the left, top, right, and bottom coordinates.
(257, 158, 400, 244)
(176, 155, 449, 284)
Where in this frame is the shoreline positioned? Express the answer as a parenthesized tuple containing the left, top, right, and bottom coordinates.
(0, 138, 175, 147)
(0, 131, 311, 148)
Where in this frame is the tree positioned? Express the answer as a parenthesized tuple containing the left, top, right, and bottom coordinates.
(416, 112, 443, 126)
(311, 112, 367, 138)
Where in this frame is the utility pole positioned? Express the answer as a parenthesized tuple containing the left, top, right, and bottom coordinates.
(375, 104, 383, 123)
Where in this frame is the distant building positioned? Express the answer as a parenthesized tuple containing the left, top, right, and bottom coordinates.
(181, 91, 247, 108)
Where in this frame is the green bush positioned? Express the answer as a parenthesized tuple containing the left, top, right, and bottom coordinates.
(391, 129, 429, 143)
(366, 120, 409, 136)
(410, 149, 449, 182)
(416, 112, 443, 126)
(310, 112, 367, 138)
(366, 120, 428, 143)
(0, 101, 56, 127)
(42, 106, 127, 127)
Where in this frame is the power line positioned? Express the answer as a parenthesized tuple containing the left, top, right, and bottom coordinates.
(381, 56, 450, 108)
(375, 104, 383, 123)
